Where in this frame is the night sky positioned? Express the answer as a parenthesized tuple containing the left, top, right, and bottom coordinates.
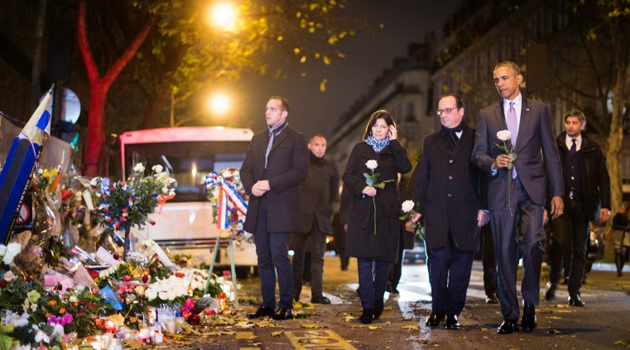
(217, 0, 461, 139)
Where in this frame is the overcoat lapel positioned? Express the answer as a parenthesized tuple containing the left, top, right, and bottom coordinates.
(268, 129, 290, 154)
(433, 134, 449, 158)
(451, 126, 474, 157)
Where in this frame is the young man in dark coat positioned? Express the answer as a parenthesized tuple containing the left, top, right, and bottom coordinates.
(241, 96, 309, 320)
(291, 134, 339, 304)
(411, 94, 489, 329)
(546, 109, 611, 306)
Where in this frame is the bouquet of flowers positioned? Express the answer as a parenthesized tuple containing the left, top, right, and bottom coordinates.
(400, 200, 425, 240)
(205, 168, 249, 241)
(363, 160, 395, 235)
(92, 164, 177, 236)
(144, 276, 190, 307)
(495, 130, 517, 216)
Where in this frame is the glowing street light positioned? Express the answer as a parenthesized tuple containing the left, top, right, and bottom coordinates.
(209, 3, 236, 30)
(209, 94, 230, 115)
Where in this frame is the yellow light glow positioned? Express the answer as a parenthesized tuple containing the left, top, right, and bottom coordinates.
(210, 3, 236, 30)
(209, 94, 230, 114)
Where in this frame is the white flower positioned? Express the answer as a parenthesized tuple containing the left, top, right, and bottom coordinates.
(146, 290, 157, 301)
(167, 290, 176, 301)
(32, 325, 50, 344)
(162, 186, 169, 194)
(365, 159, 378, 170)
(152, 164, 163, 173)
(0, 245, 7, 256)
(159, 291, 168, 301)
(3, 242, 22, 265)
(30, 303, 37, 312)
(497, 130, 511, 142)
(401, 200, 415, 213)
(134, 163, 145, 173)
(69, 295, 78, 303)
(6, 311, 30, 327)
(90, 177, 99, 186)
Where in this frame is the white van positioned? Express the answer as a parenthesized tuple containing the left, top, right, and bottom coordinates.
(119, 126, 257, 275)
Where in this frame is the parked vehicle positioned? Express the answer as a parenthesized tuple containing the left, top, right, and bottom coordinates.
(120, 126, 256, 276)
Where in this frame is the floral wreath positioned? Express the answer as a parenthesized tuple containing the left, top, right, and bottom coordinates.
(204, 168, 249, 241)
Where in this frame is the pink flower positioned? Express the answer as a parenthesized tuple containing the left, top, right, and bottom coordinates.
(123, 276, 132, 282)
(62, 313, 73, 325)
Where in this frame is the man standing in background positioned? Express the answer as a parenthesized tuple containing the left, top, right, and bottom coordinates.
(546, 109, 610, 306)
(291, 134, 339, 304)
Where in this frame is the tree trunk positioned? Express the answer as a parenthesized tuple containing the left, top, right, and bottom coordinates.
(141, 85, 168, 129)
(77, 0, 157, 176)
(606, 67, 627, 215)
(29, 0, 48, 112)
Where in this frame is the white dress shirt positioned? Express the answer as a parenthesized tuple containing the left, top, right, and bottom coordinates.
(565, 134, 582, 152)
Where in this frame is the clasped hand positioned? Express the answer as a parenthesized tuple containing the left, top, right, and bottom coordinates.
(362, 186, 377, 197)
(493, 154, 512, 170)
(252, 180, 270, 197)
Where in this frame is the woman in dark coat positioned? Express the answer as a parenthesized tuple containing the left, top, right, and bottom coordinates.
(342, 110, 411, 324)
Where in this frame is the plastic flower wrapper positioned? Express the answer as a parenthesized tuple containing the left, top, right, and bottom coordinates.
(99, 285, 123, 311)
(363, 160, 395, 235)
(399, 200, 425, 240)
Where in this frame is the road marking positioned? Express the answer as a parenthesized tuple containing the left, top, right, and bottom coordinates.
(285, 330, 357, 350)
(236, 332, 256, 340)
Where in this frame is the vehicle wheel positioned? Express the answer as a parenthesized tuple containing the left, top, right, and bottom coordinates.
(234, 266, 251, 278)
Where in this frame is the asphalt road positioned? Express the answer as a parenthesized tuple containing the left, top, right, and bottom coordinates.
(171, 257, 630, 350)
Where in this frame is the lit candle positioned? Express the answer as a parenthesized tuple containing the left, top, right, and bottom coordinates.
(105, 321, 117, 333)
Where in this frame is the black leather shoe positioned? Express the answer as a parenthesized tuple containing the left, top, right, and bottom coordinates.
(311, 294, 331, 304)
(425, 313, 444, 327)
(248, 306, 275, 319)
(498, 320, 518, 334)
(445, 315, 460, 330)
(568, 294, 585, 307)
(272, 308, 294, 320)
(373, 299, 384, 319)
(521, 304, 537, 332)
(486, 293, 498, 304)
(545, 288, 556, 301)
(360, 308, 373, 324)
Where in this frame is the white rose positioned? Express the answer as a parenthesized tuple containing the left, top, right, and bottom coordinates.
(134, 163, 145, 173)
(152, 164, 163, 173)
(497, 130, 511, 142)
(69, 295, 78, 303)
(0, 245, 6, 256)
(158, 291, 168, 301)
(167, 290, 176, 300)
(365, 159, 378, 170)
(146, 290, 157, 301)
(401, 200, 415, 213)
(3, 243, 22, 265)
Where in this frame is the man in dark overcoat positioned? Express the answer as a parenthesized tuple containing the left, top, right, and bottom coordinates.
(472, 61, 564, 334)
(241, 96, 308, 320)
(291, 134, 339, 304)
(412, 94, 489, 329)
(546, 109, 611, 306)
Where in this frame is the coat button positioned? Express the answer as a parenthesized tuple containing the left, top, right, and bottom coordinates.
(449, 176, 453, 180)
(449, 159, 453, 164)
(448, 194, 452, 197)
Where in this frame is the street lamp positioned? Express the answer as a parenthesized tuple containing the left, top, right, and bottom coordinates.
(209, 3, 236, 30)
(208, 94, 230, 115)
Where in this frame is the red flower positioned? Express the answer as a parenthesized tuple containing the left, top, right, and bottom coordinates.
(123, 208, 128, 213)
(142, 275, 149, 283)
(25, 276, 33, 283)
(0, 279, 7, 288)
(113, 253, 120, 260)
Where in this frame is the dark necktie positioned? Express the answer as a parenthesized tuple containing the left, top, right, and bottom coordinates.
(570, 139, 577, 154)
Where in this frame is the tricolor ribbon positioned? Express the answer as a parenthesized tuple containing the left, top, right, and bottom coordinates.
(205, 172, 248, 230)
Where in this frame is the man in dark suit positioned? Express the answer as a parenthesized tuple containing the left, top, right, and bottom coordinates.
(291, 134, 339, 304)
(472, 61, 564, 334)
(241, 96, 309, 320)
(412, 94, 489, 329)
(546, 109, 611, 306)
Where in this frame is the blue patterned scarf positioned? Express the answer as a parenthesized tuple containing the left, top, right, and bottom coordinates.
(365, 135, 390, 153)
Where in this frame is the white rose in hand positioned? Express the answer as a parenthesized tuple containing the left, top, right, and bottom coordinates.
(365, 160, 378, 170)
(401, 200, 415, 213)
(496, 130, 511, 142)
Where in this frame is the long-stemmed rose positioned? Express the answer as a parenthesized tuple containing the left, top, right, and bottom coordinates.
(495, 130, 517, 216)
(363, 160, 395, 235)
